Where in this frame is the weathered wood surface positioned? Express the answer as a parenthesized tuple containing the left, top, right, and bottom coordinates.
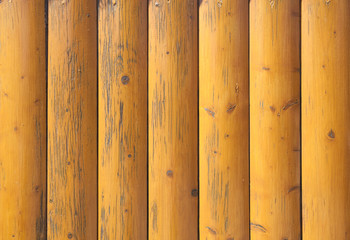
(302, 1, 350, 239)
(250, 0, 301, 239)
(98, 0, 147, 239)
(1, 1, 350, 238)
(199, 0, 249, 239)
(148, 0, 198, 239)
(47, 0, 97, 239)
(0, 1, 46, 239)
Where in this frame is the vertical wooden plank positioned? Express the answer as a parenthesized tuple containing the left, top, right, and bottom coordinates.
(148, 0, 198, 239)
(199, 1, 249, 239)
(302, 1, 350, 239)
(250, 0, 301, 239)
(98, 0, 147, 239)
(47, 0, 97, 239)
(0, 1, 46, 239)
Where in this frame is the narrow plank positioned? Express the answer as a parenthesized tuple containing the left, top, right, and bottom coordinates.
(47, 0, 97, 239)
(250, 0, 301, 239)
(0, 1, 46, 239)
(199, 0, 249, 239)
(98, 0, 147, 239)
(302, 1, 350, 239)
(148, 0, 198, 239)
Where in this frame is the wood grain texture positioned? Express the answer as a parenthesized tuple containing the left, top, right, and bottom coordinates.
(0, 1, 46, 239)
(302, 1, 350, 239)
(47, 0, 97, 239)
(98, 0, 147, 239)
(250, 0, 301, 239)
(148, 0, 198, 239)
(199, 0, 249, 239)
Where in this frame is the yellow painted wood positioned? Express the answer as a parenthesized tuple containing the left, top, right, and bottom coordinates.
(148, 0, 198, 239)
(98, 0, 147, 239)
(47, 0, 97, 239)
(0, 1, 46, 239)
(250, 0, 301, 239)
(302, 1, 350, 239)
(199, 1, 249, 239)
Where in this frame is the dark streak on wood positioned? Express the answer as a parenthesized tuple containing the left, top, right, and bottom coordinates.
(288, 185, 300, 193)
(151, 203, 158, 232)
(328, 129, 335, 139)
(250, 223, 267, 233)
(206, 226, 217, 235)
(282, 99, 299, 111)
(270, 106, 276, 112)
(204, 107, 215, 118)
(226, 104, 237, 114)
(324, 0, 332, 6)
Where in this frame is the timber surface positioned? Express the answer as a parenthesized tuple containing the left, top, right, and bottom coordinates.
(0, 1, 348, 239)
(302, 1, 350, 239)
(199, 0, 249, 239)
(250, 0, 301, 239)
(148, 0, 199, 239)
(47, 0, 97, 239)
(0, 1, 47, 239)
(98, 0, 148, 239)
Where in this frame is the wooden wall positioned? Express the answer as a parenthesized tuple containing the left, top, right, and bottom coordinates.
(0, 0, 349, 239)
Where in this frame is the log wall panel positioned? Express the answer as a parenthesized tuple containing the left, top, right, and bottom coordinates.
(98, 0, 147, 239)
(302, 1, 350, 239)
(199, 0, 249, 239)
(0, 1, 47, 239)
(250, 1, 301, 239)
(149, 0, 198, 239)
(47, 0, 97, 239)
